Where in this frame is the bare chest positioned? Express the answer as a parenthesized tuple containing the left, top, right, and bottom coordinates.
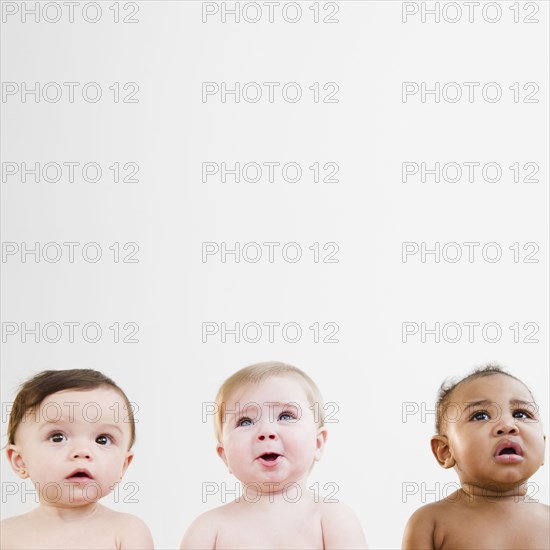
(3, 521, 120, 550)
(215, 510, 324, 549)
(436, 507, 549, 550)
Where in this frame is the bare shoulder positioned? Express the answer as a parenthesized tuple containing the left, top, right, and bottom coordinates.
(1, 512, 33, 528)
(108, 510, 154, 549)
(320, 501, 368, 549)
(402, 501, 447, 550)
(0, 512, 32, 549)
(180, 505, 231, 550)
(531, 501, 550, 519)
(1, 514, 21, 531)
(1, 513, 34, 548)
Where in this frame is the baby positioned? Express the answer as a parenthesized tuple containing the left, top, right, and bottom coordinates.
(1, 369, 154, 549)
(181, 361, 368, 549)
(402, 365, 549, 549)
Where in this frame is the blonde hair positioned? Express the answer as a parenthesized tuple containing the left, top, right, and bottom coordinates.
(214, 361, 324, 443)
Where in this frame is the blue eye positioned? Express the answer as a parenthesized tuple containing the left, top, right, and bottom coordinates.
(95, 434, 113, 445)
(237, 417, 253, 427)
(49, 432, 66, 443)
(471, 411, 490, 421)
(279, 412, 296, 422)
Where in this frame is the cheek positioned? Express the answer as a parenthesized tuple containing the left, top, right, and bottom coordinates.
(285, 427, 317, 450)
(533, 431, 546, 450)
(28, 445, 56, 466)
(96, 453, 126, 480)
(28, 454, 61, 480)
(225, 436, 249, 460)
(105, 449, 128, 465)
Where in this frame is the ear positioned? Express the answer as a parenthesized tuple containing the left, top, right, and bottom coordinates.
(216, 444, 231, 473)
(120, 451, 134, 478)
(431, 435, 455, 469)
(6, 445, 29, 479)
(314, 427, 328, 462)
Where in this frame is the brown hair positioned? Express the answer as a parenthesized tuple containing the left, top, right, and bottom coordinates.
(8, 369, 135, 448)
(214, 361, 324, 443)
(435, 364, 534, 433)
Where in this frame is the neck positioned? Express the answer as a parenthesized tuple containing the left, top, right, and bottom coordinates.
(237, 477, 312, 507)
(459, 481, 530, 502)
(36, 501, 101, 521)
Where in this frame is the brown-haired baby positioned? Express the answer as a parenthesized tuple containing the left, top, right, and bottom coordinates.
(1, 369, 154, 549)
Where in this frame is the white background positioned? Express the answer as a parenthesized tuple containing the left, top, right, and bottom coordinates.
(1, 1, 549, 549)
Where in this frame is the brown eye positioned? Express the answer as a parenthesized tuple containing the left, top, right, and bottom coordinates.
(96, 435, 112, 445)
(513, 410, 532, 420)
(471, 411, 490, 421)
(50, 432, 66, 443)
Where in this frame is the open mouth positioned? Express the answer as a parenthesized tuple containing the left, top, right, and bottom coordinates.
(257, 452, 282, 464)
(260, 453, 280, 462)
(498, 448, 518, 456)
(66, 469, 93, 480)
(494, 441, 523, 459)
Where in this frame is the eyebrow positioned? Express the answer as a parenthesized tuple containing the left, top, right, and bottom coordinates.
(96, 423, 124, 434)
(227, 402, 299, 416)
(222, 405, 258, 418)
(465, 399, 536, 408)
(39, 419, 125, 434)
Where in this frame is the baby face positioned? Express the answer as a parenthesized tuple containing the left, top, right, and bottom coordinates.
(8, 387, 133, 506)
(440, 374, 546, 489)
(217, 375, 326, 491)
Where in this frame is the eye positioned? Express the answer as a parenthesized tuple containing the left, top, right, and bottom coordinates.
(49, 432, 66, 443)
(279, 411, 296, 422)
(470, 410, 490, 421)
(95, 434, 113, 445)
(237, 417, 253, 427)
(513, 409, 533, 420)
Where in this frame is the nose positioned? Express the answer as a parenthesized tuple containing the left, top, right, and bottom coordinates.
(493, 415, 520, 436)
(71, 443, 92, 460)
(257, 428, 278, 441)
